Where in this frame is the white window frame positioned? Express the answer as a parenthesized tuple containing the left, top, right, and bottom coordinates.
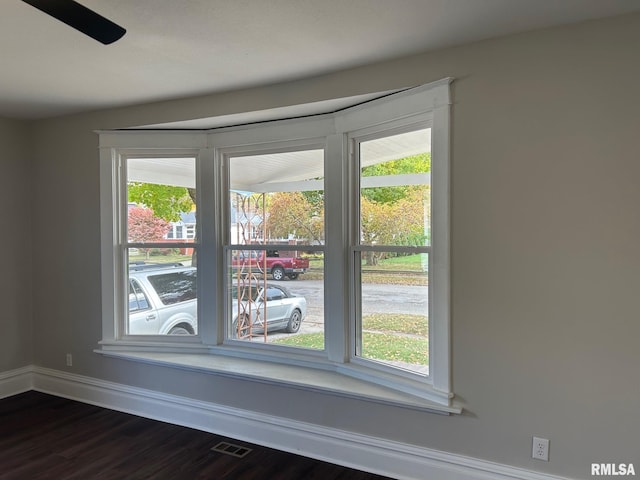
(349, 120, 433, 375)
(218, 140, 327, 347)
(98, 79, 453, 409)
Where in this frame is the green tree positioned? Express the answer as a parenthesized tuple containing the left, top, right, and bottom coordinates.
(360, 187, 429, 265)
(301, 190, 324, 211)
(265, 191, 324, 244)
(127, 183, 194, 222)
(361, 153, 430, 204)
(128, 183, 197, 264)
(359, 153, 431, 264)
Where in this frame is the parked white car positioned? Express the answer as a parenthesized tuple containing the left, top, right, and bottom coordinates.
(128, 265, 197, 335)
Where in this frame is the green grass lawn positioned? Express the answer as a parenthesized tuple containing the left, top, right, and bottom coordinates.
(374, 253, 428, 271)
(273, 313, 428, 366)
(305, 253, 428, 285)
(307, 253, 426, 269)
(272, 332, 325, 349)
(129, 252, 193, 265)
(362, 313, 428, 335)
(359, 332, 428, 365)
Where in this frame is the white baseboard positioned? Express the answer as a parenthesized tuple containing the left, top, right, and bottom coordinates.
(0, 366, 33, 399)
(1, 366, 570, 480)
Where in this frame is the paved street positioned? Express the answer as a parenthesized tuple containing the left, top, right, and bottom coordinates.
(269, 278, 428, 335)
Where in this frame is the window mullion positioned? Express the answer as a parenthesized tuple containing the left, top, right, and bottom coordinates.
(197, 147, 218, 345)
(324, 133, 348, 363)
(349, 136, 362, 364)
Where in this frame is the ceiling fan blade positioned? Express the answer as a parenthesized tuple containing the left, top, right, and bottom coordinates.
(21, 0, 126, 45)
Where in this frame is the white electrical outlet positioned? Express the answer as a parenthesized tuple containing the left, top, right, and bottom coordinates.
(66, 353, 73, 367)
(532, 436, 549, 461)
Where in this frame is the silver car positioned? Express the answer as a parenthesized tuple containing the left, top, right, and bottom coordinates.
(230, 282, 307, 338)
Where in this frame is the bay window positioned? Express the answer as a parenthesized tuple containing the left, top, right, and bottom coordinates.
(99, 79, 454, 409)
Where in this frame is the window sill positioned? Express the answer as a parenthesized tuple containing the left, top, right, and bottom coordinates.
(95, 348, 462, 415)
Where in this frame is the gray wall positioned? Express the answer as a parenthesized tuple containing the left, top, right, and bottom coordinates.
(0, 118, 32, 370)
(26, 13, 640, 479)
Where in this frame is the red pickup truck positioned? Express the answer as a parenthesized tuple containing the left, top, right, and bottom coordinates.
(232, 250, 309, 280)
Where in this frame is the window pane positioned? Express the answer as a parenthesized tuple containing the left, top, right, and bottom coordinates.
(226, 148, 325, 350)
(227, 248, 324, 350)
(127, 157, 196, 244)
(357, 251, 429, 375)
(229, 149, 324, 245)
(126, 249, 197, 336)
(360, 129, 431, 247)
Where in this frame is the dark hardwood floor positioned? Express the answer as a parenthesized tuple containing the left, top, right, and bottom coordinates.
(0, 391, 392, 480)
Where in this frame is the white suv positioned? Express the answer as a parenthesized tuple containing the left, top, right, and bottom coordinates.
(128, 265, 197, 335)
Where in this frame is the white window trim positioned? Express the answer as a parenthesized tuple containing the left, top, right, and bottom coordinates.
(98, 78, 456, 412)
